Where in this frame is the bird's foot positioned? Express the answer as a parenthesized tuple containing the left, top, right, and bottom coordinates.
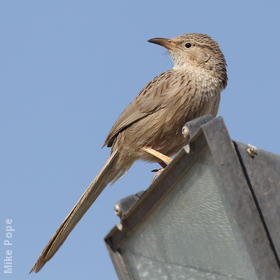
(151, 168, 164, 182)
(142, 147, 172, 181)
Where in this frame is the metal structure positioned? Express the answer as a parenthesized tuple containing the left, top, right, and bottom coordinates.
(105, 116, 280, 280)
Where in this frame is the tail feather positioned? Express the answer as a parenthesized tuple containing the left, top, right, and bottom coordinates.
(30, 150, 121, 273)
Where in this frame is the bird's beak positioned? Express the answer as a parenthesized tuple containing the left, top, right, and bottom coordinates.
(148, 37, 174, 50)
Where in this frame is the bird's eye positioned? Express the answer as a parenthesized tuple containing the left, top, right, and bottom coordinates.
(185, 43, 192, 48)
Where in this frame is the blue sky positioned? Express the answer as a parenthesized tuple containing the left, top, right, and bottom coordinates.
(1, 0, 280, 279)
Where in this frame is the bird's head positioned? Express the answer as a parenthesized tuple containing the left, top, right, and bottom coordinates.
(148, 33, 227, 87)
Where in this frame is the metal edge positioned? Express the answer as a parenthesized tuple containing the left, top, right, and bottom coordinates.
(234, 141, 280, 265)
(105, 242, 132, 280)
(202, 117, 280, 280)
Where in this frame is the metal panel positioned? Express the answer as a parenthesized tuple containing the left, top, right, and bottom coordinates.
(202, 117, 280, 279)
(235, 141, 280, 262)
(120, 147, 259, 279)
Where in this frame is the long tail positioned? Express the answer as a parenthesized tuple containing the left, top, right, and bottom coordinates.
(30, 150, 121, 273)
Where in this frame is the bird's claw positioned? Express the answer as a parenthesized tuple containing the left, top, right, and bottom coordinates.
(152, 168, 164, 182)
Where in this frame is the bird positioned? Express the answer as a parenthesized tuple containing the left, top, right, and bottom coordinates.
(30, 33, 227, 273)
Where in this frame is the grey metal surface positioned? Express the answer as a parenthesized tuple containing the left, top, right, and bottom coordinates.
(106, 243, 131, 280)
(121, 148, 258, 280)
(235, 142, 280, 262)
(202, 118, 280, 279)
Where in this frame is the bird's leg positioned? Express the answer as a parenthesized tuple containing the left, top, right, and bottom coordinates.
(141, 147, 172, 181)
(156, 160, 167, 169)
(141, 147, 173, 164)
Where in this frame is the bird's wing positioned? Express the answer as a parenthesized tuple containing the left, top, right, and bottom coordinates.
(104, 70, 173, 147)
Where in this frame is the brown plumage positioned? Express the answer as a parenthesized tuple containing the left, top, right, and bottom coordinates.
(31, 33, 227, 273)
